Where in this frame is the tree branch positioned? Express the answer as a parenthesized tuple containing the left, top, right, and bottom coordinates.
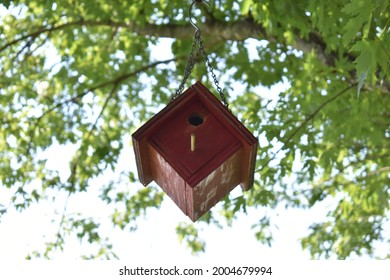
(1, 18, 247, 52)
(37, 58, 176, 123)
(67, 82, 119, 189)
(0, 21, 82, 52)
(256, 83, 357, 173)
(2, 18, 389, 93)
(53, 191, 71, 255)
(25, 58, 176, 157)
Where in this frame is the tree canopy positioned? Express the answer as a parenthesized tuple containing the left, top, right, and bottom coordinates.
(0, 0, 389, 259)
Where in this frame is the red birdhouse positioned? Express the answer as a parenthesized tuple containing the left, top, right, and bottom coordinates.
(132, 82, 258, 221)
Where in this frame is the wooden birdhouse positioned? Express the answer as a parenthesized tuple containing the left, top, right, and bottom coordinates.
(132, 82, 258, 221)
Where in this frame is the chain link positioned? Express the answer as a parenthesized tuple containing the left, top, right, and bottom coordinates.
(173, 29, 229, 108)
(197, 33, 229, 108)
(173, 30, 201, 98)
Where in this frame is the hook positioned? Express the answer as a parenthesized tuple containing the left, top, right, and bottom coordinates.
(189, 0, 210, 34)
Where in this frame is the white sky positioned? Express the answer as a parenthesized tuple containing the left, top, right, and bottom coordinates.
(0, 142, 317, 261)
(0, 78, 325, 262)
(0, 119, 318, 261)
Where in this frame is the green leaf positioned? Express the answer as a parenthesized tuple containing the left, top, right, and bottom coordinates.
(342, 0, 375, 43)
(241, 0, 253, 15)
(350, 40, 375, 79)
(1, 1, 11, 8)
(176, 222, 205, 255)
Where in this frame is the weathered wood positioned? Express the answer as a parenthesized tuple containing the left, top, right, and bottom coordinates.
(186, 149, 243, 221)
(132, 81, 258, 221)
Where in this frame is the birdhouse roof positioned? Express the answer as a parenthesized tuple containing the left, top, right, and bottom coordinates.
(132, 81, 258, 190)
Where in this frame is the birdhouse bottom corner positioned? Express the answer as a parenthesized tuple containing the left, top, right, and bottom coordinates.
(149, 143, 243, 222)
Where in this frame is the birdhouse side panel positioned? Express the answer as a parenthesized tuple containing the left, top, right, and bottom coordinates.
(149, 145, 187, 214)
(239, 141, 258, 191)
(132, 137, 154, 186)
(186, 148, 243, 221)
(192, 82, 258, 190)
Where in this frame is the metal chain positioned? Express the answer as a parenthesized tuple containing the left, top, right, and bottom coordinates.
(173, 30, 229, 108)
(173, 30, 201, 99)
(197, 33, 229, 108)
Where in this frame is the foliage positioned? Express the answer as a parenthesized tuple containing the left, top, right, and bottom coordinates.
(176, 222, 206, 254)
(0, 0, 389, 259)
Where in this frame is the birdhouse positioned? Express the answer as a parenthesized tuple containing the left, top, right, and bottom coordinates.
(132, 82, 258, 221)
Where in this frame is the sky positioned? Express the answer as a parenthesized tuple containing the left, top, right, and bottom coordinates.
(0, 89, 319, 261)
(0, 143, 318, 261)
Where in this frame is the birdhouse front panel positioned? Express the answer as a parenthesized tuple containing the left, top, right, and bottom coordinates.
(185, 148, 243, 220)
(132, 82, 258, 222)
